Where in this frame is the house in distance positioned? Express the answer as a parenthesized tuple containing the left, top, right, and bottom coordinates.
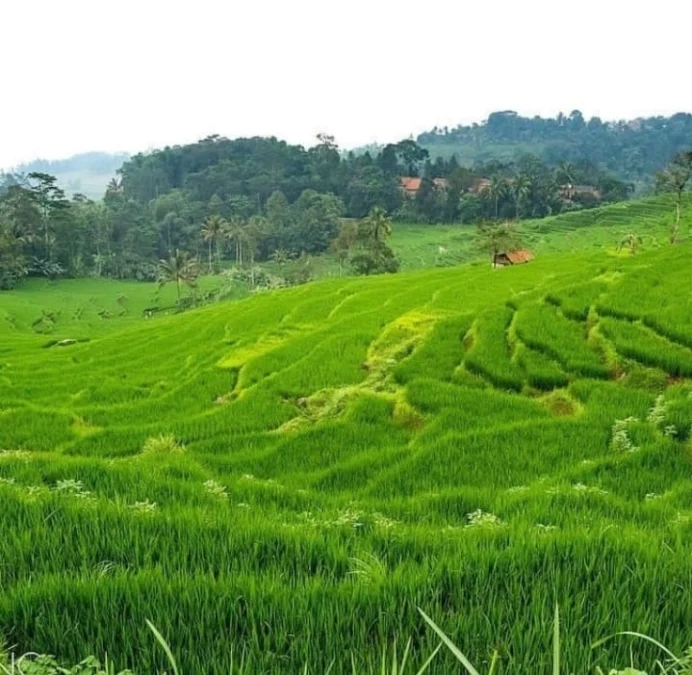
(493, 249, 535, 267)
(398, 177, 449, 196)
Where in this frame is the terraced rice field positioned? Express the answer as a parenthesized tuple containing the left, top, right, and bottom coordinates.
(1, 241, 692, 672)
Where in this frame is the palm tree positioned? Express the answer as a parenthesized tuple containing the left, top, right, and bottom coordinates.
(201, 215, 227, 272)
(224, 217, 246, 266)
(106, 178, 122, 196)
(617, 233, 643, 255)
(483, 176, 506, 220)
(557, 161, 575, 185)
(244, 216, 268, 287)
(270, 248, 290, 268)
(157, 249, 200, 301)
(365, 207, 392, 243)
(512, 174, 531, 220)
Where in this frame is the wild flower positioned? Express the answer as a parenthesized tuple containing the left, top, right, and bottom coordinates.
(645, 493, 662, 501)
(664, 424, 678, 438)
(466, 509, 503, 528)
(333, 508, 365, 529)
(611, 417, 639, 453)
(142, 434, 184, 455)
(373, 512, 399, 529)
(647, 394, 668, 426)
(203, 479, 228, 499)
(55, 479, 93, 499)
(128, 500, 157, 514)
(24, 485, 48, 498)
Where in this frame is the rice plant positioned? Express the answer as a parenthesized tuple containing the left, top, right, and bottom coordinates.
(1, 229, 692, 672)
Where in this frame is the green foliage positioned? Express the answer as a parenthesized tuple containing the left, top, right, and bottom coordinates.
(418, 110, 692, 189)
(0, 130, 647, 289)
(343, 208, 400, 276)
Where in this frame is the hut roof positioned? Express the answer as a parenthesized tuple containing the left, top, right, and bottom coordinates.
(505, 249, 534, 264)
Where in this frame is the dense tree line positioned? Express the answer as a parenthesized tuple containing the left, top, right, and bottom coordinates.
(0, 133, 634, 288)
(418, 110, 692, 188)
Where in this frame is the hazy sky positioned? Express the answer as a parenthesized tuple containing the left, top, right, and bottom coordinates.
(3, 0, 692, 168)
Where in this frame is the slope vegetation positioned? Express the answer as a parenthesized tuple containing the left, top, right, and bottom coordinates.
(1, 244, 692, 672)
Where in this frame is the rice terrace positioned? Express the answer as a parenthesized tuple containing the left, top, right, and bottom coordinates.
(2, 205, 692, 672)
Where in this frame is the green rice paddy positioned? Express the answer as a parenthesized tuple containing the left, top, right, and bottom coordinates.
(1, 199, 692, 673)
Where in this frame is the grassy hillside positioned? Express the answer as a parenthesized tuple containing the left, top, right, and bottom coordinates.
(390, 194, 689, 270)
(1, 227, 692, 672)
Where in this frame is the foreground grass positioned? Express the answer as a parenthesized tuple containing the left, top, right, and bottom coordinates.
(4, 610, 690, 674)
(1, 223, 692, 671)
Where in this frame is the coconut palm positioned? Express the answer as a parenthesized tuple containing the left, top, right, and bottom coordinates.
(224, 217, 246, 266)
(105, 178, 122, 195)
(557, 161, 575, 185)
(617, 233, 643, 255)
(483, 176, 507, 220)
(244, 216, 269, 287)
(270, 248, 291, 268)
(157, 249, 200, 301)
(512, 174, 532, 220)
(201, 215, 227, 272)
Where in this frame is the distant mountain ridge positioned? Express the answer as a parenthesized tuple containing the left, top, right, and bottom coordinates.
(416, 110, 692, 191)
(10, 151, 130, 199)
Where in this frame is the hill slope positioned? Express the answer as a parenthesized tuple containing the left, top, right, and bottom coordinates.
(1, 244, 692, 672)
(417, 110, 692, 188)
(391, 193, 689, 270)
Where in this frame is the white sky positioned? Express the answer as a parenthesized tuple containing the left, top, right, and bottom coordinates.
(3, 0, 692, 169)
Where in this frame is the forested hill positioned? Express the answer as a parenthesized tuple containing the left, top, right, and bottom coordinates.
(417, 111, 692, 189)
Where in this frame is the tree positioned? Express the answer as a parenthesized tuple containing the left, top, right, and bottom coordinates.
(0, 217, 27, 289)
(395, 140, 429, 176)
(157, 249, 200, 301)
(511, 174, 531, 219)
(224, 216, 246, 266)
(483, 176, 507, 219)
(349, 242, 400, 276)
(201, 215, 227, 272)
(270, 248, 291, 268)
(556, 162, 575, 185)
(329, 220, 360, 276)
(347, 209, 399, 276)
(27, 172, 70, 262)
(290, 190, 343, 254)
(364, 207, 392, 243)
(244, 216, 269, 287)
(656, 152, 692, 243)
(476, 221, 520, 264)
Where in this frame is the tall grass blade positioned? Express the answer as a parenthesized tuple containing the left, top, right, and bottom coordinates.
(415, 643, 442, 675)
(553, 603, 560, 675)
(592, 631, 681, 664)
(146, 619, 180, 675)
(418, 608, 481, 675)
